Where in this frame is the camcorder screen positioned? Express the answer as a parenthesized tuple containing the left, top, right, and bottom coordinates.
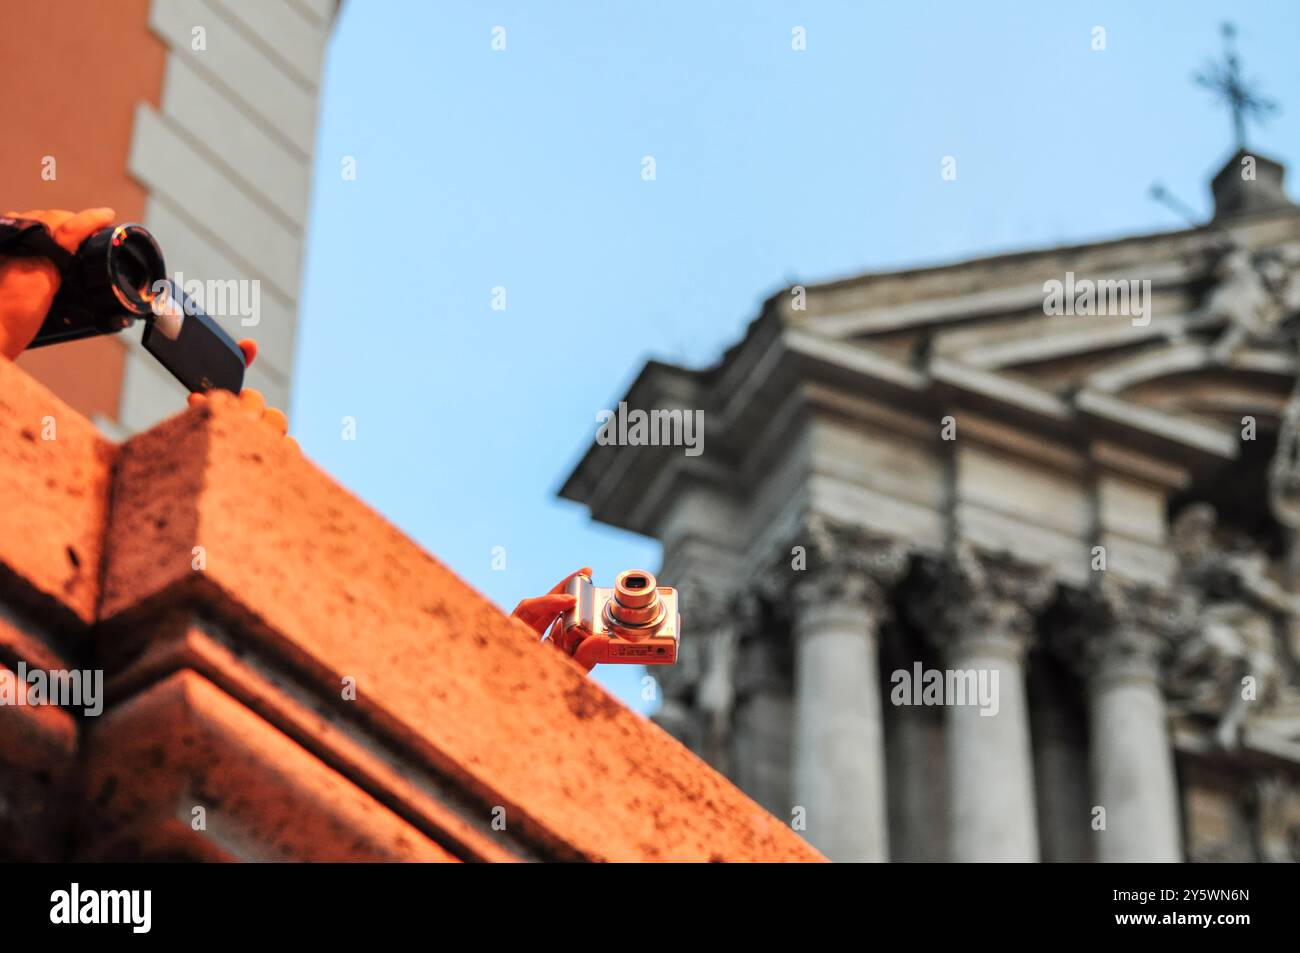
(142, 281, 246, 395)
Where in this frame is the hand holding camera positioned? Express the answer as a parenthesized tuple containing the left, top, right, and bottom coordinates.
(513, 567, 681, 671)
(0, 206, 290, 444)
(185, 338, 293, 448)
(0, 207, 115, 359)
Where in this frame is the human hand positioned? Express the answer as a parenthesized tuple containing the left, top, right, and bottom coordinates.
(0, 207, 116, 359)
(186, 338, 297, 450)
(511, 566, 610, 672)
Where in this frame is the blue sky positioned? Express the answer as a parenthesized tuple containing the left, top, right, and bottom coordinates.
(292, 2, 1299, 710)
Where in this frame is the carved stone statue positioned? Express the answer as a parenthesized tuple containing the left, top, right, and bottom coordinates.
(1167, 503, 1287, 748)
(1205, 243, 1300, 364)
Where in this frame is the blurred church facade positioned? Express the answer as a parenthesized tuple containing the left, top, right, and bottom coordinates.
(562, 149, 1300, 862)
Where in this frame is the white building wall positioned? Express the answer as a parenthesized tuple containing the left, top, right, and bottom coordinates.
(113, 0, 333, 436)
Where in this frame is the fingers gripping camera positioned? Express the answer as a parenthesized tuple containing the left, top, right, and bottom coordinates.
(0, 216, 245, 394)
(558, 570, 680, 665)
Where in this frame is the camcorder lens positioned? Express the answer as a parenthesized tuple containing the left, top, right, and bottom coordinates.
(31, 221, 245, 395)
(107, 227, 165, 312)
(116, 246, 150, 297)
(32, 224, 167, 347)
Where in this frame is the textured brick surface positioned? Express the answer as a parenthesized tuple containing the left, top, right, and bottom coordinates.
(0, 652, 78, 860)
(0, 358, 113, 627)
(101, 393, 821, 862)
(103, 616, 526, 862)
(0, 362, 821, 863)
(82, 670, 458, 862)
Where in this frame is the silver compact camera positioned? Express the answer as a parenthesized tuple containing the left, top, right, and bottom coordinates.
(557, 570, 680, 665)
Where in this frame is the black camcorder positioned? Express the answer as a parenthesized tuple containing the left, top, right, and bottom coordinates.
(0, 216, 245, 394)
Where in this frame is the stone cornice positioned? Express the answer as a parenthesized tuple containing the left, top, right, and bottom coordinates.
(558, 215, 1300, 545)
(559, 330, 1253, 539)
(1074, 389, 1240, 461)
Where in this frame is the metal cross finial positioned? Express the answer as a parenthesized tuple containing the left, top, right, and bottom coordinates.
(1194, 22, 1278, 151)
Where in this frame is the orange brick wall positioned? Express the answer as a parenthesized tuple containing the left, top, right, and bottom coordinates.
(0, 357, 823, 862)
(1, 0, 167, 422)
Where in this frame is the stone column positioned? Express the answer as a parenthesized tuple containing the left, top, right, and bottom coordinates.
(650, 590, 708, 754)
(1073, 582, 1184, 862)
(655, 584, 751, 774)
(694, 590, 753, 774)
(915, 546, 1054, 862)
(728, 593, 795, 819)
(786, 521, 907, 862)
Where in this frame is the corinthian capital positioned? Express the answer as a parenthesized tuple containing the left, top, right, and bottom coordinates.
(1057, 578, 1195, 686)
(911, 544, 1055, 661)
(678, 580, 735, 638)
(770, 516, 909, 620)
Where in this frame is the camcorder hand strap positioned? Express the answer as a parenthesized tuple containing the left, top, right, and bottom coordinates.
(0, 216, 73, 273)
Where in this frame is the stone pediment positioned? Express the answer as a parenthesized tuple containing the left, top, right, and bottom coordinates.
(781, 206, 1300, 448)
(561, 162, 1300, 542)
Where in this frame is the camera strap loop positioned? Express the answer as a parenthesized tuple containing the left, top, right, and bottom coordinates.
(0, 216, 74, 273)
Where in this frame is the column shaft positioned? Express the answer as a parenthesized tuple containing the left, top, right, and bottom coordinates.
(946, 636, 1039, 862)
(1089, 662, 1182, 862)
(793, 598, 888, 862)
(910, 547, 1054, 863)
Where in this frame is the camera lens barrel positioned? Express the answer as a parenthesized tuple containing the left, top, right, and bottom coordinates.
(605, 570, 666, 634)
(34, 224, 168, 347)
(75, 224, 166, 317)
